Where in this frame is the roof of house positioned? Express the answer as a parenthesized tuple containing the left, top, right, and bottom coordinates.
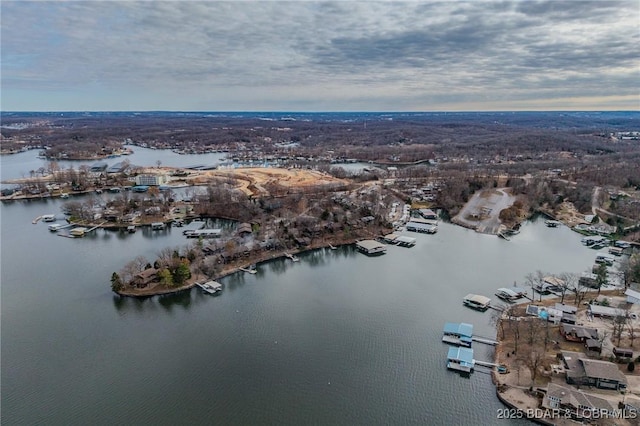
(561, 324, 598, 339)
(134, 268, 158, 284)
(588, 305, 626, 317)
(545, 383, 615, 412)
(625, 288, 640, 301)
(581, 359, 627, 384)
(555, 303, 578, 314)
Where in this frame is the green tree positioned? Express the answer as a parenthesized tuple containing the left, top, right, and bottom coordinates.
(157, 268, 173, 287)
(111, 272, 124, 292)
(596, 263, 608, 296)
(172, 261, 191, 286)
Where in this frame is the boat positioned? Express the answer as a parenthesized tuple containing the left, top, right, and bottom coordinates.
(462, 294, 491, 311)
(496, 365, 509, 374)
(545, 219, 560, 227)
(595, 253, 615, 266)
(495, 287, 524, 302)
(151, 222, 165, 230)
(60, 193, 69, 199)
(42, 214, 56, 222)
(197, 281, 223, 295)
(127, 225, 136, 233)
(48, 224, 63, 232)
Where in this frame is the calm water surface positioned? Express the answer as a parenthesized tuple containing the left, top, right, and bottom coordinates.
(1, 193, 607, 425)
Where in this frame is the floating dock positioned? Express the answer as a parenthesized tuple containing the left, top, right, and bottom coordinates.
(285, 253, 300, 262)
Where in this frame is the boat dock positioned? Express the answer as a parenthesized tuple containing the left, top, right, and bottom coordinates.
(285, 253, 300, 262)
(471, 335, 499, 346)
(196, 281, 223, 295)
(239, 267, 257, 274)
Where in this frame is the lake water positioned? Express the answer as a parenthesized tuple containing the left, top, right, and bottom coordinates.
(0, 146, 227, 182)
(1, 147, 373, 184)
(0, 174, 609, 425)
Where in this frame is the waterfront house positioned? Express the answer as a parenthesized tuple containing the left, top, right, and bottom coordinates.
(543, 383, 617, 417)
(588, 305, 626, 319)
(584, 339, 602, 353)
(442, 322, 473, 347)
(561, 351, 627, 391)
(561, 324, 598, 343)
(132, 268, 158, 288)
(555, 303, 578, 324)
(625, 288, 640, 304)
(135, 174, 168, 186)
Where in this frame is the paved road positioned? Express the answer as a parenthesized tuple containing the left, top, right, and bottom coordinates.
(453, 188, 516, 235)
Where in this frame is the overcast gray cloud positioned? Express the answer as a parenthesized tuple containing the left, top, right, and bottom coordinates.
(1, 0, 638, 111)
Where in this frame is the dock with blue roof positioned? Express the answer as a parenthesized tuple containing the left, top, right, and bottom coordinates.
(442, 322, 474, 347)
(446, 347, 475, 373)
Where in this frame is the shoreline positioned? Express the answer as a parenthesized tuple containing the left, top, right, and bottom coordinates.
(114, 237, 359, 298)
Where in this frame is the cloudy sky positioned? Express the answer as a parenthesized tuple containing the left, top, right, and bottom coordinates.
(1, 1, 638, 111)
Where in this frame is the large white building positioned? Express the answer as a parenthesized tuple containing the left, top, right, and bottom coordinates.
(135, 174, 168, 186)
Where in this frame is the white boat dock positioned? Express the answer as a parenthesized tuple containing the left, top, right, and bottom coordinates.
(285, 253, 300, 262)
(196, 281, 223, 294)
(446, 347, 475, 373)
(239, 266, 257, 274)
(355, 240, 387, 255)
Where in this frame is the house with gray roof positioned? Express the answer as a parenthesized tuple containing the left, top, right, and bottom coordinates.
(543, 383, 617, 417)
(561, 351, 627, 390)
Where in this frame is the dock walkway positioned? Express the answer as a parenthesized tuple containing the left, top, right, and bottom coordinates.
(472, 335, 499, 346)
(474, 359, 502, 368)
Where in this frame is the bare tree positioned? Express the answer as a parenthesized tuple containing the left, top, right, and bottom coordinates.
(526, 347, 546, 387)
(557, 272, 577, 304)
(571, 274, 590, 306)
(612, 314, 628, 346)
(628, 321, 637, 348)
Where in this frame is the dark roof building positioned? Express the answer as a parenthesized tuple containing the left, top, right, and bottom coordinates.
(561, 351, 627, 390)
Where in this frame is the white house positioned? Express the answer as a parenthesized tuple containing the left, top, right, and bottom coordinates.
(625, 288, 640, 304)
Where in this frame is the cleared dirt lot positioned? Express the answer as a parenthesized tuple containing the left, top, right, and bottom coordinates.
(180, 167, 349, 197)
(452, 188, 517, 234)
